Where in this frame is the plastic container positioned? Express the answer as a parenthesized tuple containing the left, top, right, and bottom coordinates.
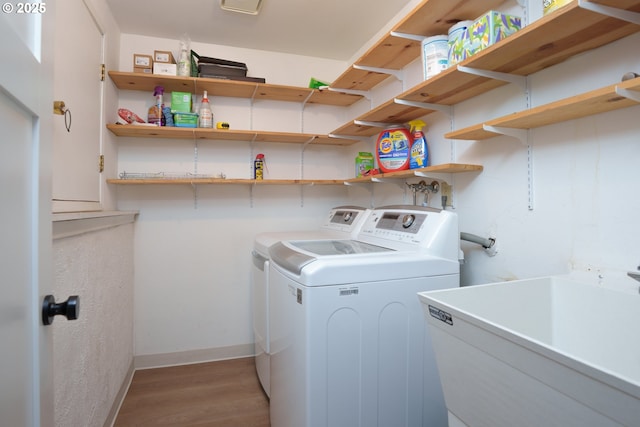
(375, 126, 412, 173)
(254, 154, 265, 180)
(448, 20, 472, 66)
(198, 90, 213, 128)
(174, 112, 198, 128)
(422, 35, 448, 80)
(408, 120, 429, 169)
(148, 85, 165, 126)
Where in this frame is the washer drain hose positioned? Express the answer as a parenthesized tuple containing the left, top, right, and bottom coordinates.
(460, 232, 495, 249)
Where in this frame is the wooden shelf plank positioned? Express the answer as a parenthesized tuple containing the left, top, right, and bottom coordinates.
(331, 0, 505, 91)
(445, 77, 640, 140)
(108, 71, 362, 107)
(346, 163, 483, 183)
(106, 124, 360, 146)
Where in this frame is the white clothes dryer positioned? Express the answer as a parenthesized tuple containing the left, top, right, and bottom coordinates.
(268, 206, 460, 427)
(251, 206, 370, 397)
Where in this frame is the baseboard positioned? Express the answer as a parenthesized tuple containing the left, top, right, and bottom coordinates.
(134, 344, 255, 370)
(104, 358, 135, 427)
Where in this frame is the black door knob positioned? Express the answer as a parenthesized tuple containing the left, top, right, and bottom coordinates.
(42, 295, 79, 325)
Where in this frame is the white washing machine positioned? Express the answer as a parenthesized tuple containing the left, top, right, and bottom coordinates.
(251, 206, 371, 397)
(268, 206, 460, 427)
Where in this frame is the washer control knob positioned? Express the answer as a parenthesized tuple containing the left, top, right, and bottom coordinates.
(343, 212, 353, 222)
(402, 214, 415, 228)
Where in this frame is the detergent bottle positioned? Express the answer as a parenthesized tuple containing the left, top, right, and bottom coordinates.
(375, 125, 412, 173)
(409, 119, 429, 169)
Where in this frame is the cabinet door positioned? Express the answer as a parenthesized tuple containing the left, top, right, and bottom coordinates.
(52, 0, 103, 212)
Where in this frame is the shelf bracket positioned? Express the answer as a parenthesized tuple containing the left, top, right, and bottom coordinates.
(483, 125, 528, 144)
(371, 176, 407, 189)
(327, 133, 365, 143)
(354, 119, 397, 128)
(457, 65, 527, 89)
(413, 171, 450, 185)
(578, 0, 640, 25)
(353, 64, 403, 81)
(394, 98, 452, 116)
(389, 31, 425, 42)
(615, 86, 640, 103)
(326, 86, 371, 99)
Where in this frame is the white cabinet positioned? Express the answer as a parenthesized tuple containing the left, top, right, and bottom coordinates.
(52, 0, 104, 212)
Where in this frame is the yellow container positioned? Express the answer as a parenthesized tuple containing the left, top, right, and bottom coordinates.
(543, 0, 572, 15)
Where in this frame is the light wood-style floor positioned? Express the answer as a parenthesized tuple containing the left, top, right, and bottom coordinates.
(114, 357, 270, 426)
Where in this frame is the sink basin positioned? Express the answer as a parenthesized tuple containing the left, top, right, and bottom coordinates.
(418, 275, 640, 427)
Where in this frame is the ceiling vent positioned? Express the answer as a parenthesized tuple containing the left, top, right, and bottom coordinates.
(220, 0, 263, 15)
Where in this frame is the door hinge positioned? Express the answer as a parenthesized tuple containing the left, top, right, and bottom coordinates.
(99, 154, 104, 173)
(100, 64, 105, 81)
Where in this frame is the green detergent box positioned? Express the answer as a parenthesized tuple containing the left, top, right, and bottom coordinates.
(355, 152, 374, 177)
(171, 91, 192, 113)
(465, 11, 521, 57)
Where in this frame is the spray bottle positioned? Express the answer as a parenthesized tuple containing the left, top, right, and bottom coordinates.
(148, 86, 165, 126)
(253, 154, 265, 180)
(409, 119, 429, 169)
(198, 90, 213, 128)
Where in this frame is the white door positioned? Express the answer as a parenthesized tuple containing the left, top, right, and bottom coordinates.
(52, 0, 104, 212)
(0, 5, 54, 427)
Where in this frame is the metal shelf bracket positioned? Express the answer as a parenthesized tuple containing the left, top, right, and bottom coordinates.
(483, 125, 528, 144)
(394, 98, 452, 116)
(390, 31, 425, 42)
(353, 64, 403, 81)
(615, 86, 640, 103)
(326, 86, 371, 99)
(578, 0, 640, 25)
(354, 119, 397, 128)
(457, 65, 527, 88)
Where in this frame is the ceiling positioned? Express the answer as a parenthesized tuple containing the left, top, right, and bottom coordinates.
(106, 0, 413, 61)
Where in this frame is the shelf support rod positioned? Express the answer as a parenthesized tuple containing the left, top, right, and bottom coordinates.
(615, 86, 640, 103)
(353, 64, 403, 81)
(457, 65, 527, 89)
(299, 136, 315, 208)
(394, 98, 452, 116)
(578, 0, 640, 25)
(482, 125, 528, 144)
(390, 31, 425, 42)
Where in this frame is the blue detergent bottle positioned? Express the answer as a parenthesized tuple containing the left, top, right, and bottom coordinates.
(409, 119, 429, 169)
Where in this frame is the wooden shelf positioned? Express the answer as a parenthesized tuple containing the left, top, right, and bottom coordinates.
(445, 77, 640, 140)
(106, 164, 483, 186)
(330, 0, 505, 91)
(108, 71, 363, 107)
(106, 124, 360, 146)
(332, 0, 640, 137)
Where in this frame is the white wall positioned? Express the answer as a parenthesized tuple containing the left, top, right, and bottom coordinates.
(115, 2, 640, 363)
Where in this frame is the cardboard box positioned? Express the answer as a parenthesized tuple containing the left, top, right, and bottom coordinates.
(171, 92, 192, 113)
(153, 63, 177, 76)
(133, 66, 152, 74)
(133, 54, 153, 69)
(543, 0, 571, 15)
(465, 11, 521, 57)
(154, 50, 175, 64)
(355, 152, 374, 177)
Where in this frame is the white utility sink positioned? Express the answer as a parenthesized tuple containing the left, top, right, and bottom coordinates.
(418, 275, 640, 427)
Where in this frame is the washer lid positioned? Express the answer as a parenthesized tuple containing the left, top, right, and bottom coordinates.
(269, 239, 393, 275)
